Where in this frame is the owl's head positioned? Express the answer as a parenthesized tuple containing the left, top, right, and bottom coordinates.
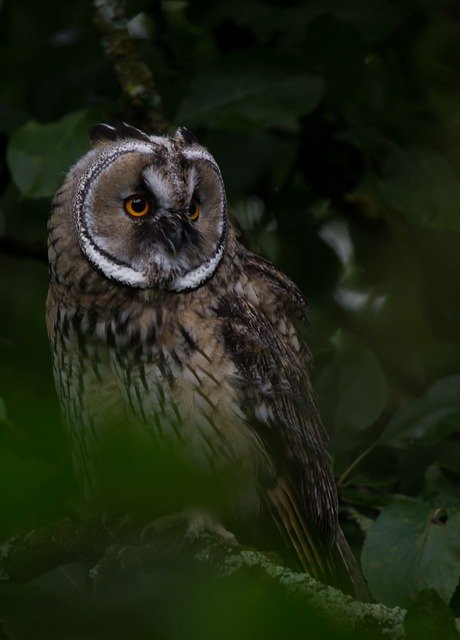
(67, 123, 227, 292)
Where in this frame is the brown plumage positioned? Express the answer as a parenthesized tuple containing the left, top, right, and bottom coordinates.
(46, 123, 367, 599)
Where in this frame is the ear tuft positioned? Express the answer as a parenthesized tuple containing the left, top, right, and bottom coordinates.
(89, 123, 118, 145)
(89, 122, 152, 146)
(175, 127, 198, 145)
(117, 122, 151, 142)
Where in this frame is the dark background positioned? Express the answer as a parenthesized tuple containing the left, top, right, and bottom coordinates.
(1, 0, 460, 637)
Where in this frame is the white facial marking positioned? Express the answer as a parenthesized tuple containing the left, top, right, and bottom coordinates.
(148, 135, 172, 147)
(74, 136, 228, 292)
(186, 165, 198, 200)
(74, 141, 154, 288)
(142, 166, 173, 207)
(167, 146, 228, 292)
(168, 239, 226, 292)
(80, 239, 150, 287)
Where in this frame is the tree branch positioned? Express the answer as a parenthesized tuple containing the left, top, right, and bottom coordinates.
(0, 518, 405, 638)
(93, 0, 170, 133)
(0, 235, 47, 263)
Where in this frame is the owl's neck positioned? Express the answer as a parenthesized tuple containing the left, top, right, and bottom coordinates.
(48, 222, 242, 322)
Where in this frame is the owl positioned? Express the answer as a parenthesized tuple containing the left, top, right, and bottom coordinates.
(46, 122, 367, 598)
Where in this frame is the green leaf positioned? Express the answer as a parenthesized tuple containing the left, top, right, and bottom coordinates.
(176, 71, 323, 132)
(404, 589, 459, 640)
(0, 397, 8, 425)
(0, 445, 55, 538)
(361, 496, 460, 607)
(378, 376, 460, 449)
(423, 464, 460, 509)
(7, 110, 94, 199)
(204, 130, 297, 196)
(0, 105, 29, 135)
(377, 146, 460, 230)
(315, 330, 388, 436)
(304, 15, 367, 106)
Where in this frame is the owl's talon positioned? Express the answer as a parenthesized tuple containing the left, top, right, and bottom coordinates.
(186, 519, 239, 547)
(141, 508, 239, 547)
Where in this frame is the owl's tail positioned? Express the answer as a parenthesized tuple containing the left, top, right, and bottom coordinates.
(267, 480, 369, 601)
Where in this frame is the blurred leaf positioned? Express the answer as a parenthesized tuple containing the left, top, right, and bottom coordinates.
(176, 70, 323, 132)
(304, 0, 416, 41)
(341, 448, 399, 488)
(377, 147, 460, 230)
(92, 427, 248, 522)
(0, 583, 74, 640)
(0, 397, 9, 425)
(423, 464, 460, 509)
(201, 0, 415, 43)
(6, 110, 94, 199)
(361, 496, 460, 607)
(339, 484, 392, 509)
(232, 196, 265, 231)
(404, 589, 459, 640)
(0, 561, 359, 640)
(304, 15, 366, 106)
(378, 376, 460, 449)
(0, 106, 29, 135)
(204, 130, 297, 195)
(316, 330, 388, 436)
(0, 442, 58, 537)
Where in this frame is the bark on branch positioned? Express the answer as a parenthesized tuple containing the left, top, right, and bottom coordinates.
(0, 235, 47, 263)
(93, 0, 169, 133)
(0, 518, 405, 639)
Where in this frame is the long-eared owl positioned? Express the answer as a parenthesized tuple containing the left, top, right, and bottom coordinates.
(46, 122, 366, 598)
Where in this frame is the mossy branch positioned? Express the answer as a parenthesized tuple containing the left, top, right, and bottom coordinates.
(1, 518, 405, 638)
(0, 235, 47, 263)
(93, 0, 170, 133)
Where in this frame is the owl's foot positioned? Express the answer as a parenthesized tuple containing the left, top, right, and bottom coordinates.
(141, 508, 239, 546)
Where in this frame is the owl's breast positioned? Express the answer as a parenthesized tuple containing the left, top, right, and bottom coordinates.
(110, 310, 267, 474)
(48, 295, 273, 505)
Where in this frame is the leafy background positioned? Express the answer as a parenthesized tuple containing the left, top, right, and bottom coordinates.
(1, 0, 460, 637)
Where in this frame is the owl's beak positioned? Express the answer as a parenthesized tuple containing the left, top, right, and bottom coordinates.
(154, 212, 186, 254)
(167, 222, 184, 253)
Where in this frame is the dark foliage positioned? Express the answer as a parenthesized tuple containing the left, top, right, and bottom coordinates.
(1, 0, 460, 637)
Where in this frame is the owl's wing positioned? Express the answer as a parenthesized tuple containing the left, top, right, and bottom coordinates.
(217, 250, 367, 599)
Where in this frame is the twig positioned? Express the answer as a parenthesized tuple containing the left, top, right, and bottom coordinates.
(0, 235, 47, 263)
(337, 441, 378, 487)
(93, 0, 169, 133)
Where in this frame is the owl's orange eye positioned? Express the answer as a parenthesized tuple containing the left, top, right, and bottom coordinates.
(123, 195, 151, 218)
(187, 199, 200, 221)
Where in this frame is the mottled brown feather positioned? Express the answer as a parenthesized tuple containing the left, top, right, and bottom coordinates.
(218, 253, 368, 598)
(46, 128, 368, 600)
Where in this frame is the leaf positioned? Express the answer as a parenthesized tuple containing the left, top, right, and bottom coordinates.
(204, 130, 297, 196)
(0, 397, 9, 425)
(0, 105, 29, 135)
(304, 15, 367, 106)
(0, 445, 55, 538)
(315, 330, 388, 436)
(404, 589, 459, 640)
(377, 146, 460, 230)
(423, 464, 460, 509)
(378, 376, 460, 449)
(6, 110, 94, 199)
(195, 1, 415, 43)
(361, 496, 460, 607)
(176, 70, 323, 133)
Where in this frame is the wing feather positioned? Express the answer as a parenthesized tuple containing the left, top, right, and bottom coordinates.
(218, 251, 368, 599)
